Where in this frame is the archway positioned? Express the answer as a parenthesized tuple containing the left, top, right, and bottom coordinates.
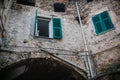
(0, 58, 86, 80)
(95, 71, 120, 80)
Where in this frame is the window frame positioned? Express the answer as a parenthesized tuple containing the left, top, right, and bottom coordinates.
(34, 10, 62, 39)
(92, 11, 114, 35)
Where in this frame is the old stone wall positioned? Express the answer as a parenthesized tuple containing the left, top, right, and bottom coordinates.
(80, 0, 120, 78)
(0, 0, 13, 46)
(0, 0, 86, 74)
(0, 0, 13, 30)
(93, 46, 120, 74)
(0, 0, 120, 79)
(81, 0, 120, 54)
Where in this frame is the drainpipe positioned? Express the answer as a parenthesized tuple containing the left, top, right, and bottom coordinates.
(75, 1, 94, 79)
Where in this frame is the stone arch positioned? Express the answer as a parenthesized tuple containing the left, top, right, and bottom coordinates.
(94, 71, 120, 80)
(0, 57, 87, 80)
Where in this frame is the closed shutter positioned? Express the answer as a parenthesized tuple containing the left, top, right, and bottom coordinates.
(92, 11, 114, 34)
(92, 15, 103, 34)
(52, 18, 62, 39)
(101, 11, 114, 30)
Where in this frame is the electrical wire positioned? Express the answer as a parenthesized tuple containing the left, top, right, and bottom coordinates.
(1, 45, 90, 53)
(0, 46, 91, 56)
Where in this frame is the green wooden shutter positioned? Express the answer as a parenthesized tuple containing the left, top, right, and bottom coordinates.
(101, 11, 114, 30)
(92, 11, 114, 34)
(92, 15, 103, 34)
(34, 9, 38, 36)
(52, 18, 62, 39)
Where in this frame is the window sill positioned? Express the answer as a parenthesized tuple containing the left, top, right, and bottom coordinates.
(34, 36, 62, 40)
(34, 36, 52, 39)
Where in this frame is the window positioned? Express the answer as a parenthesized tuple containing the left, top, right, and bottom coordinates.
(37, 17, 50, 37)
(34, 10, 62, 39)
(92, 11, 114, 34)
(54, 3, 65, 12)
(17, 0, 35, 6)
(0, 0, 4, 7)
(87, 0, 93, 2)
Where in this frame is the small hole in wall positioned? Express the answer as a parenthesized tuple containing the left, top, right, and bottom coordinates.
(75, 17, 79, 23)
(16, 0, 35, 6)
(75, 16, 87, 25)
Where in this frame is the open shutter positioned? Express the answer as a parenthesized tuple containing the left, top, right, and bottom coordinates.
(52, 18, 62, 39)
(34, 9, 38, 36)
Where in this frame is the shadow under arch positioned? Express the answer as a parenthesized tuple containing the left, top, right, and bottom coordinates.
(0, 57, 87, 80)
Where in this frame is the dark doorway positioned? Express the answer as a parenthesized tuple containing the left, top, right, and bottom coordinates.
(95, 71, 120, 80)
(0, 58, 86, 80)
